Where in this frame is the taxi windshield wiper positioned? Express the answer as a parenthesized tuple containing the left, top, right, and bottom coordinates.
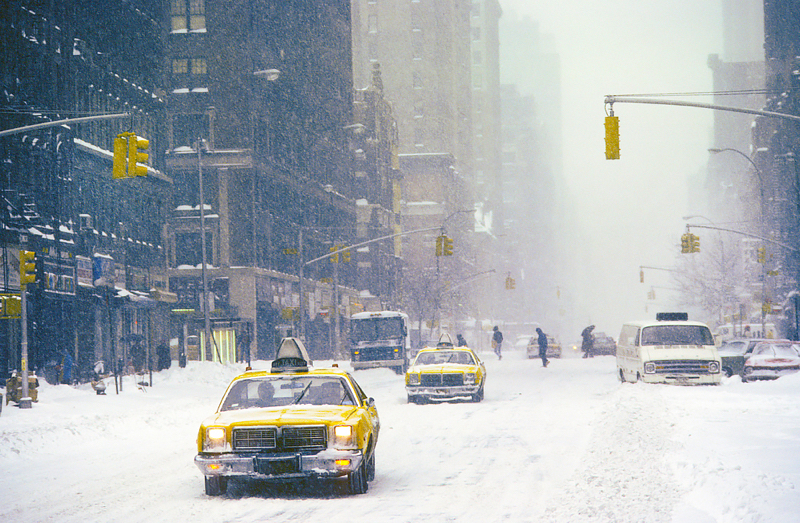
(293, 382, 312, 404)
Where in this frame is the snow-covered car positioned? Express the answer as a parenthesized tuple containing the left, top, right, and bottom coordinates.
(592, 332, 617, 355)
(405, 334, 486, 403)
(742, 341, 800, 382)
(526, 335, 562, 359)
(717, 338, 786, 377)
(194, 337, 380, 496)
(514, 334, 534, 351)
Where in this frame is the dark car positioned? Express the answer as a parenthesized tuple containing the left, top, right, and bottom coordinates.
(592, 332, 617, 355)
(718, 338, 790, 377)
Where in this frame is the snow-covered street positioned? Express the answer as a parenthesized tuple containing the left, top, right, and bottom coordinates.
(1, 349, 799, 522)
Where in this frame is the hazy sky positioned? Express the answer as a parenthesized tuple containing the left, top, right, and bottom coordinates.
(499, 0, 727, 337)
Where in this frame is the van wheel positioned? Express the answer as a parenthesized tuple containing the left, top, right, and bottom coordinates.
(618, 369, 626, 383)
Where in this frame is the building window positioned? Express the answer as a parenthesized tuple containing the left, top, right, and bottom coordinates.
(473, 50, 482, 64)
(471, 1, 481, 16)
(471, 27, 481, 41)
(368, 14, 378, 33)
(172, 58, 189, 74)
(412, 38, 423, 60)
(368, 39, 378, 61)
(414, 100, 424, 118)
(171, 0, 205, 32)
(413, 72, 423, 89)
(473, 73, 482, 89)
(414, 127, 424, 147)
(191, 58, 207, 75)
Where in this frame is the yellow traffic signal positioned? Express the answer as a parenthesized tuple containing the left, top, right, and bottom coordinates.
(19, 250, 36, 287)
(443, 235, 454, 256)
(435, 235, 444, 256)
(127, 134, 149, 177)
(113, 133, 129, 179)
(757, 247, 766, 264)
(681, 233, 690, 253)
(690, 233, 700, 253)
(504, 276, 516, 290)
(342, 249, 351, 263)
(605, 115, 620, 160)
(330, 245, 340, 263)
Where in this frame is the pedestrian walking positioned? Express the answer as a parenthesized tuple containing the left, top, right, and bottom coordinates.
(492, 325, 504, 360)
(536, 327, 549, 367)
(581, 325, 595, 358)
(456, 334, 468, 347)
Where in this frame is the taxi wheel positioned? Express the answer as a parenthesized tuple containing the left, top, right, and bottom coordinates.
(204, 475, 227, 496)
(366, 449, 376, 482)
(472, 386, 484, 402)
(348, 459, 368, 494)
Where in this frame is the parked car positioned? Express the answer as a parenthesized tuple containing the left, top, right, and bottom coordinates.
(526, 336, 562, 359)
(742, 341, 800, 382)
(718, 338, 789, 377)
(405, 333, 486, 403)
(194, 337, 380, 496)
(592, 332, 617, 355)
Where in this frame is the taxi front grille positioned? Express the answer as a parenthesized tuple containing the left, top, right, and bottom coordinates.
(653, 360, 715, 374)
(421, 373, 464, 386)
(232, 425, 327, 452)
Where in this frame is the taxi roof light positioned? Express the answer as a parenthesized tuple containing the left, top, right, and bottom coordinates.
(271, 337, 312, 372)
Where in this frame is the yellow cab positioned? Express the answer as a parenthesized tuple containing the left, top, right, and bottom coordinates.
(194, 337, 380, 495)
(405, 333, 486, 403)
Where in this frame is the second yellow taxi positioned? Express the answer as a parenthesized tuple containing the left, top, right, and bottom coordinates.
(405, 333, 486, 403)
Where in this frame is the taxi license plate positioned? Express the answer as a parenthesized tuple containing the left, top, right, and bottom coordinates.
(256, 456, 299, 475)
(436, 388, 449, 394)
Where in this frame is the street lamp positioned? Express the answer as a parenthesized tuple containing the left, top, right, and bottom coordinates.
(708, 147, 765, 229)
(195, 138, 213, 362)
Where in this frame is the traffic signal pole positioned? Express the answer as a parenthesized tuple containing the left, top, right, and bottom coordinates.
(19, 285, 30, 408)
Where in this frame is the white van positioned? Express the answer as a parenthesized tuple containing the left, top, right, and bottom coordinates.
(616, 313, 721, 385)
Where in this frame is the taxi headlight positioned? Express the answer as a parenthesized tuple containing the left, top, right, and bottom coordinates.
(204, 427, 227, 451)
(708, 361, 720, 374)
(465, 372, 477, 384)
(333, 425, 355, 447)
(644, 362, 656, 374)
(407, 373, 420, 385)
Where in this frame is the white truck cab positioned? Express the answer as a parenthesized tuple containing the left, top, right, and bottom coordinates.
(616, 313, 721, 385)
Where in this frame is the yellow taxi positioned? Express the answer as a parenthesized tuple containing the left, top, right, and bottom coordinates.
(194, 338, 380, 496)
(405, 334, 486, 403)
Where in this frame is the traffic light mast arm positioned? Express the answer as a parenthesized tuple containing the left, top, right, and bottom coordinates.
(0, 112, 129, 138)
(685, 224, 799, 252)
(304, 226, 441, 266)
(604, 95, 800, 123)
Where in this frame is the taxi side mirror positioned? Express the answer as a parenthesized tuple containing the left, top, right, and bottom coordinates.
(366, 397, 375, 408)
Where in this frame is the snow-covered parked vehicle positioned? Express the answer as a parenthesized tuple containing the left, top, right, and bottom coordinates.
(616, 313, 721, 385)
(742, 341, 800, 382)
(194, 338, 380, 496)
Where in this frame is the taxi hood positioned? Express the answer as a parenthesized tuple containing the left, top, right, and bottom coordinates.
(205, 404, 360, 427)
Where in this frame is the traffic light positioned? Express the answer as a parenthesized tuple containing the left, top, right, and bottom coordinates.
(504, 276, 516, 290)
(435, 235, 444, 256)
(639, 268, 644, 283)
(113, 133, 129, 179)
(329, 245, 340, 263)
(342, 249, 351, 263)
(681, 233, 690, 253)
(19, 250, 36, 287)
(604, 115, 620, 160)
(757, 247, 766, 264)
(127, 134, 149, 177)
(690, 233, 700, 253)
(443, 235, 454, 256)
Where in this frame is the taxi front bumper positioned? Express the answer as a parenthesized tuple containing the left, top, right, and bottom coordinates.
(195, 449, 363, 479)
(406, 384, 481, 399)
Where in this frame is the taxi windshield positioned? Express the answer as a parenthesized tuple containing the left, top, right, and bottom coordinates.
(415, 350, 475, 366)
(220, 376, 355, 411)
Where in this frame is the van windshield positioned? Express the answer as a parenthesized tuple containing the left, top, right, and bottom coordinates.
(640, 325, 714, 346)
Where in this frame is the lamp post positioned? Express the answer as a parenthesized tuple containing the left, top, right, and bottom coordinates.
(708, 148, 766, 229)
(196, 139, 212, 362)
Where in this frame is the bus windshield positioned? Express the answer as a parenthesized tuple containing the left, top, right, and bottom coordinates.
(350, 317, 405, 342)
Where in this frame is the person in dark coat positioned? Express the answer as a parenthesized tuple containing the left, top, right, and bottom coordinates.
(536, 327, 549, 367)
(456, 334, 468, 347)
(581, 325, 595, 358)
(492, 326, 504, 360)
(156, 341, 171, 371)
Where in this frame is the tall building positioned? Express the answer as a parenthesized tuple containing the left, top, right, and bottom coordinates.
(164, 0, 363, 360)
(0, 0, 173, 381)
